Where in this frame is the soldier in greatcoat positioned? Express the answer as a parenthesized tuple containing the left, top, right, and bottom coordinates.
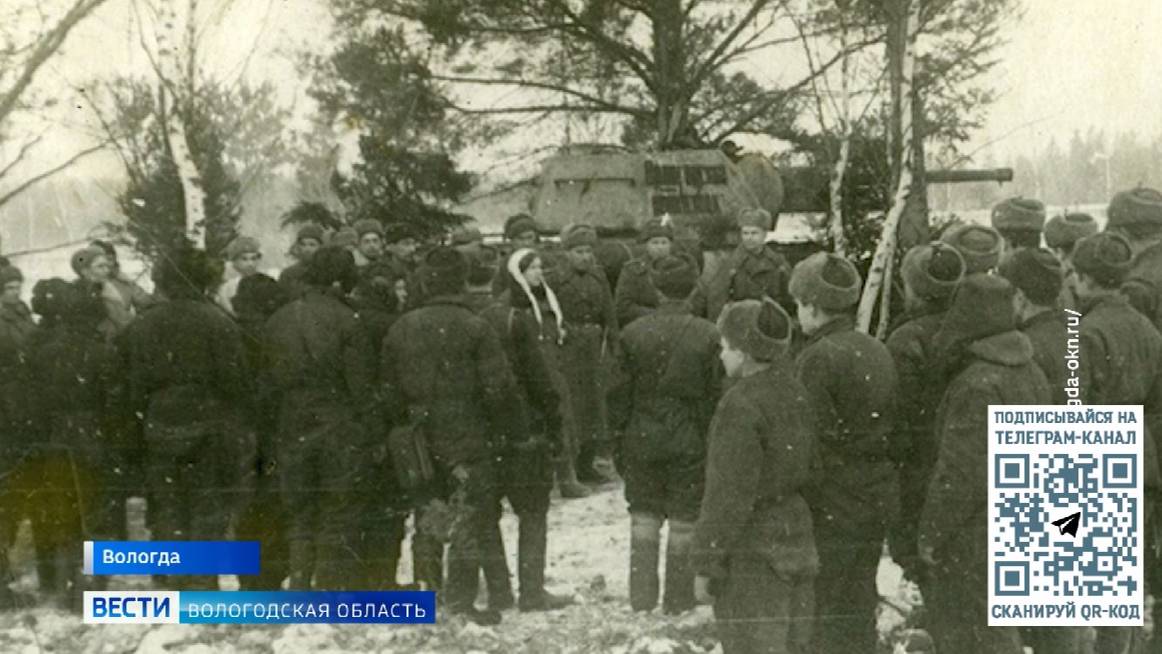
(692, 299, 818, 654)
(1106, 187, 1162, 334)
(920, 274, 1049, 654)
(885, 243, 965, 587)
(0, 265, 36, 606)
(613, 219, 675, 327)
(788, 252, 898, 654)
(610, 254, 720, 615)
(264, 246, 376, 591)
(121, 245, 253, 590)
(380, 246, 517, 625)
(689, 208, 792, 320)
(552, 223, 619, 484)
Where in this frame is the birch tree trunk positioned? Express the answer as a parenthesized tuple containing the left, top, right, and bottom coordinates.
(155, 0, 206, 245)
(856, 0, 917, 334)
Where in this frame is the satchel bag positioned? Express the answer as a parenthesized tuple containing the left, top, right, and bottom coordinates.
(387, 418, 435, 491)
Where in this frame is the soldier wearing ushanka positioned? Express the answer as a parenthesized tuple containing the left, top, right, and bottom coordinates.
(689, 207, 793, 321)
(1106, 187, 1162, 333)
(991, 196, 1047, 251)
(940, 223, 1004, 274)
(614, 219, 675, 327)
(789, 252, 898, 654)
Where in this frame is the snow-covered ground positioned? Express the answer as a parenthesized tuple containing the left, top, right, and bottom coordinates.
(0, 482, 924, 654)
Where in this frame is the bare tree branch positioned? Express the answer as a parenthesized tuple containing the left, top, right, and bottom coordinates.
(687, 0, 782, 93)
(430, 74, 651, 116)
(0, 0, 111, 125)
(0, 141, 107, 210)
(0, 134, 45, 181)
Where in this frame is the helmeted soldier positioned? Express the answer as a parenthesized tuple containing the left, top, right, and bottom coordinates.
(940, 223, 1004, 274)
(552, 223, 619, 485)
(614, 219, 675, 326)
(610, 254, 721, 615)
(692, 299, 818, 654)
(789, 252, 898, 654)
(920, 275, 1049, 654)
(475, 248, 575, 612)
(689, 208, 792, 321)
(264, 246, 377, 591)
(886, 243, 965, 586)
(380, 246, 517, 625)
(121, 244, 253, 590)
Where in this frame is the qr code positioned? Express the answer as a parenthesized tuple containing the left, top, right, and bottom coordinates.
(992, 453, 1139, 598)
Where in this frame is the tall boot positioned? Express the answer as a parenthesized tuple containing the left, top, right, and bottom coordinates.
(629, 513, 663, 612)
(662, 520, 696, 615)
(517, 511, 572, 611)
(576, 441, 614, 485)
(556, 456, 590, 499)
(412, 531, 444, 593)
(480, 513, 514, 610)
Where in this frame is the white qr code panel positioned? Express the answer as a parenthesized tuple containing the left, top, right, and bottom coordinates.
(988, 406, 1144, 627)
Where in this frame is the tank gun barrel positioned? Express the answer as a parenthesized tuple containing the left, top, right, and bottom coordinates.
(926, 168, 1014, 184)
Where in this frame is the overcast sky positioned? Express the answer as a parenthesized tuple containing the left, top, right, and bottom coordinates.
(7, 0, 1162, 186)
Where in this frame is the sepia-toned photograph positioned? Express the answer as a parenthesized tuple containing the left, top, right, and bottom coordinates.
(0, 0, 1160, 652)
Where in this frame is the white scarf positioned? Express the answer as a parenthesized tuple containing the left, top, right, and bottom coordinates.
(507, 248, 565, 344)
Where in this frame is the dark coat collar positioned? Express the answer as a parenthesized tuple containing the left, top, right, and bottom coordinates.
(967, 330, 1034, 367)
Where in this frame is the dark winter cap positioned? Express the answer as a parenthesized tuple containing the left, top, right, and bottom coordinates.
(353, 219, 385, 239)
(991, 197, 1047, 234)
(1043, 213, 1098, 249)
(737, 207, 773, 231)
(1072, 232, 1135, 288)
(153, 245, 220, 298)
(0, 265, 23, 286)
(717, 299, 792, 362)
(650, 254, 698, 299)
(561, 223, 598, 250)
(234, 273, 289, 319)
(504, 214, 538, 241)
(329, 226, 358, 249)
(70, 246, 106, 276)
(225, 236, 261, 261)
(304, 245, 358, 292)
(901, 243, 965, 301)
(383, 223, 418, 245)
(420, 246, 468, 296)
(789, 252, 861, 311)
(940, 273, 1016, 345)
(1107, 187, 1162, 232)
(467, 246, 500, 287)
(939, 223, 1004, 274)
(638, 218, 674, 243)
(31, 278, 72, 320)
(998, 247, 1063, 306)
(296, 224, 325, 244)
(61, 281, 106, 328)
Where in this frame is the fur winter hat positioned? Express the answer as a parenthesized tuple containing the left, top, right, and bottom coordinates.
(70, 246, 107, 276)
(383, 223, 418, 245)
(940, 273, 1017, 346)
(31, 278, 72, 320)
(504, 214, 538, 241)
(507, 248, 564, 343)
(234, 273, 289, 319)
(737, 207, 773, 231)
(940, 223, 1004, 274)
(650, 254, 698, 299)
(639, 218, 674, 243)
(789, 252, 861, 311)
(1043, 213, 1098, 249)
(329, 226, 358, 249)
(296, 224, 325, 244)
(717, 299, 792, 362)
(901, 242, 965, 301)
(991, 197, 1047, 234)
(304, 245, 358, 292)
(0, 265, 23, 286)
(352, 219, 385, 239)
(225, 236, 261, 261)
(1072, 232, 1134, 288)
(561, 223, 598, 250)
(998, 247, 1063, 306)
(1107, 187, 1162, 232)
(419, 246, 468, 296)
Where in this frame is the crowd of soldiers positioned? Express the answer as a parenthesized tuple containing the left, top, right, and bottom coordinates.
(0, 185, 1161, 653)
